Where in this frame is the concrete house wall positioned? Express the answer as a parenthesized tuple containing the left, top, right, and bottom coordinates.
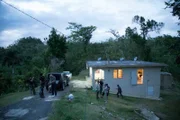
(92, 67, 161, 99)
(160, 72, 173, 89)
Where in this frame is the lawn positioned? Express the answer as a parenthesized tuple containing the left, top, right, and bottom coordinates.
(49, 88, 143, 120)
(49, 85, 180, 120)
(0, 91, 29, 108)
(0, 87, 39, 108)
(71, 70, 89, 81)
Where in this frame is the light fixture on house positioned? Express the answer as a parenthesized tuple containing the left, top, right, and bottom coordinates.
(134, 57, 138, 61)
(120, 57, 124, 61)
(98, 57, 101, 61)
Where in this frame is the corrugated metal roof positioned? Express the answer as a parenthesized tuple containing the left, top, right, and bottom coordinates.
(86, 60, 167, 68)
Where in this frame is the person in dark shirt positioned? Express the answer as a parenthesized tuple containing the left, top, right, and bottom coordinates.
(39, 73, 45, 98)
(28, 77, 36, 95)
(107, 84, 110, 96)
(117, 84, 123, 98)
(99, 80, 104, 95)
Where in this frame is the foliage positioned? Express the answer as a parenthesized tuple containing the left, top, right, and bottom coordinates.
(165, 0, 180, 35)
(66, 22, 96, 52)
(133, 15, 164, 40)
(47, 28, 67, 60)
(0, 91, 29, 107)
(165, 0, 180, 22)
(0, 16, 180, 95)
(47, 28, 67, 71)
(0, 37, 46, 94)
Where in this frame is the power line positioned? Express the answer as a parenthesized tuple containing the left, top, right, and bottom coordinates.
(0, 0, 63, 35)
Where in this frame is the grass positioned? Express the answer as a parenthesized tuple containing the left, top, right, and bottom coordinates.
(0, 91, 29, 108)
(71, 76, 86, 81)
(49, 85, 180, 120)
(0, 87, 39, 108)
(71, 70, 88, 81)
(49, 88, 143, 120)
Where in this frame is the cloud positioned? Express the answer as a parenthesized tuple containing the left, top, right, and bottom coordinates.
(5, 0, 53, 14)
(0, 29, 24, 47)
(0, 0, 179, 47)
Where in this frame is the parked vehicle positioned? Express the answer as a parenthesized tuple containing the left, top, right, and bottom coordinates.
(47, 72, 69, 91)
(63, 71, 72, 79)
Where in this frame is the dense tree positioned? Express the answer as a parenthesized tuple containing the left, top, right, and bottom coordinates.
(165, 0, 180, 22)
(66, 22, 96, 52)
(0, 19, 180, 95)
(133, 15, 164, 40)
(47, 28, 67, 59)
(0, 47, 5, 64)
(47, 28, 67, 71)
(165, 0, 180, 36)
(165, 0, 180, 64)
(108, 29, 121, 38)
(132, 15, 164, 61)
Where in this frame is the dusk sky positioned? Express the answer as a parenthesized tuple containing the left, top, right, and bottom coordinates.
(0, 0, 179, 47)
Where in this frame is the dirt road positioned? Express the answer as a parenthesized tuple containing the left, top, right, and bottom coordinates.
(0, 87, 69, 120)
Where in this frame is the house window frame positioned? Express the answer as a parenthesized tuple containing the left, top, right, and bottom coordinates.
(113, 69, 123, 79)
(137, 68, 144, 84)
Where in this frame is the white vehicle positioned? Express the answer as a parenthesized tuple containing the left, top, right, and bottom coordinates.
(63, 71, 72, 79)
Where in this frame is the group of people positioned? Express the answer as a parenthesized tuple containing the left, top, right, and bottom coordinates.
(96, 80, 123, 102)
(96, 80, 110, 101)
(27, 73, 58, 98)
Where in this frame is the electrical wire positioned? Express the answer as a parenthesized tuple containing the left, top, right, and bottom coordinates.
(0, 0, 63, 35)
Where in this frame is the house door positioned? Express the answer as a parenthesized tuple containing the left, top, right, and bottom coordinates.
(131, 70, 137, 85)
(94, 69, 104, 81)
(147, 86, 154, 96)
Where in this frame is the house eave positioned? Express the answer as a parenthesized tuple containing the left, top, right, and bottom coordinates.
(88, 64, 167, 68)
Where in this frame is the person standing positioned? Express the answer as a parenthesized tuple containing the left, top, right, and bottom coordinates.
(45, 78, 49, 92)
(99, 80, 104, 95)
(107, 84, 110, 96)
(28, 77, 36, 95)
(96, 81, 100, 99)
(104, 84, 108, 102)
(39, 73, 45, 98)
(117, 84, 123, 98)
(50, 74, 57, 97)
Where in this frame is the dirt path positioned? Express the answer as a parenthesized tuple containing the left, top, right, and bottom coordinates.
(0, 87, 69, 120)
(70, 79, 91, 88)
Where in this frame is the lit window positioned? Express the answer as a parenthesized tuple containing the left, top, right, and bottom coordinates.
(137, 69, 143, 84)
(113, 70, 117, 78)
(113, 69, 123, 78)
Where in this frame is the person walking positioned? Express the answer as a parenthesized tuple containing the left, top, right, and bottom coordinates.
(50, 74, 57, 97)
(96, 81, 100, 99)
(28, 77, 36, 95)
(39, 73, 45, 98)
(117, 84, 123, 98)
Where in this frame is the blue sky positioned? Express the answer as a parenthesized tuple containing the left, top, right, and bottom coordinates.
(0, 0, 179, 47)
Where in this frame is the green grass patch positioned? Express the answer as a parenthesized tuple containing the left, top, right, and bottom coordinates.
(71, 70, 88, 81)
(0, 91, 29, 108)
(49, 87, 180, 120)
(49, 80, 180, 120)
(49, 88, 142, 120)
(71, 76, 86, 81)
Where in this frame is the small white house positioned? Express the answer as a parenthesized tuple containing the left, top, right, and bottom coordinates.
(86, 60, 167, 99)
